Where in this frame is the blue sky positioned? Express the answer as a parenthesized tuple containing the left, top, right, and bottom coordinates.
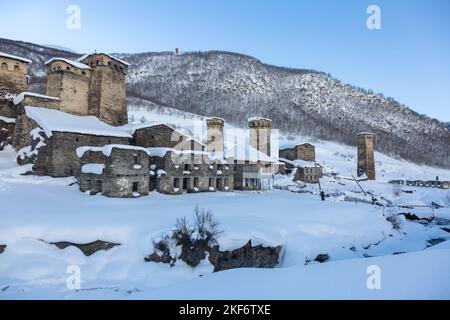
(0, 0, 449, 121)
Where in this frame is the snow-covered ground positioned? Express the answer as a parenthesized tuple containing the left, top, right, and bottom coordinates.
(0, 105, 449, 299)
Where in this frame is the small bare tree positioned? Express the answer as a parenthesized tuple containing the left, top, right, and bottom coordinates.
(384, 207, 402, 231)
(392, 183, 401, 197)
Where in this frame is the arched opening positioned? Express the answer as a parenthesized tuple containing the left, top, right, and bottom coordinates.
(13, 65, 19, 72)
(2, 62, 8, 70)
(66, 66, 70, 71)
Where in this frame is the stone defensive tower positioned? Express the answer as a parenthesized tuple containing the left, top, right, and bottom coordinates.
(0, 52, 31, 94)
(357, 132, 375, 180)
(206, 117, 225, 154)
(45, 58, 91, 115)
(78, 53, 129, 126)
(249, 117, 271, 157)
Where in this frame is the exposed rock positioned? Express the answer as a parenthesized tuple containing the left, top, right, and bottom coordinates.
(50, 240, 120, 256)
(0, 244, 6, 254)
(399, 212, 433, 223)
(314, 254, 330, 263)
(426, 238, 447, 247)
(442, 227, 450, 233)
(208, 240, 282, 272)
(144, 239, 283, 272)
(144, 252, 176, 266)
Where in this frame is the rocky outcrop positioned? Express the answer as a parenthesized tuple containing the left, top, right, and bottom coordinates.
(145, 239, 283, 272)
(0, 244, 6, 254)
(399, 212, 433, 223)
(50, 240, 120, 256)
(313, 254, 330, 263)
(208, 240, 282, 272)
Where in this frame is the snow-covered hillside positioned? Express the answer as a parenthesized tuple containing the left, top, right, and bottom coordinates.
(1, 37, 449, 169)
(1, 104, 449, 299)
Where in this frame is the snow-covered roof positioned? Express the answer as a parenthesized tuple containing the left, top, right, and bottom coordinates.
(0, 116, 16, 124)
(206, 116, 225, 122)
(81, 163, 105, 175)
(45, 58, 91, 70)
(78, 53, 130, 67)
(356, 132, 375, 136)
(147, 147, 229, 163)
(226, 143, 278, 163)
(76, 144, 151, 158)
(13, 92, 60, 105)
(124, 122, 206, 146)
(24, 106, 132, 139)
(0, 52, 32, 63)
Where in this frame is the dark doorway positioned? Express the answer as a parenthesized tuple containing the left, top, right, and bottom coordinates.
(183, 178, 189, 190)
(132, 182, 139, 192)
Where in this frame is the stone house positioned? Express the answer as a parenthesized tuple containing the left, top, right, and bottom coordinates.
(148, 148, 234, 195)
(0, 52, 31, 96)
(294, 164, 323, 184)
(279, 143, 316, 162)
(15, 106, 131, 176)
(131, 123, 205, 151)
(77, 145, 150, 198)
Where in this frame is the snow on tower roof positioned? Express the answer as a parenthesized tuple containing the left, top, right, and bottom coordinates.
(248, 116, 271, 123)
(77, 53, 130, 67)
(45, 58, 91, 70)
(24, 106, 132, 138)
(0, 52, 32, 63)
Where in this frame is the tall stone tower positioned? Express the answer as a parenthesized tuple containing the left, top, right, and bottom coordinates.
(45, 58, 91, 115)
(78, 53, 129, 126)
(0, 52, 31, 94)
(206, 117, 225, 154)
(357, 132, 375, 180)
(249, 117, 271, 157)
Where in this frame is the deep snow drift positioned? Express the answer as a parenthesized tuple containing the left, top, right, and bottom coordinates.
(0, 105, 449, 299)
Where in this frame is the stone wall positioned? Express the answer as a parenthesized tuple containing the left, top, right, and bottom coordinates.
(249, 118, 271, 156)
(357, 133, 375, 180)
(79, 147, 150, 198)
(18, 95, 60, 110)
(33, 132, 129, 177)
(0, 57, 28, 94)
(81, 54, 128, 126)
(12, 109, 39, 150)
(206, 117, 224, 153)
(133, 124, 204, 151)
(280, 143, 316, 162)
(0, 118, 15, 150)
(46, 61, 90, 116)
(295, 166, 323, 183)
(151, 151, 234, 195)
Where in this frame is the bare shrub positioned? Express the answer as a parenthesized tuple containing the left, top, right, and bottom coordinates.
(193, 205, 223, 246)
(384, 207, 402, 231)
(392, 183, 401, 197)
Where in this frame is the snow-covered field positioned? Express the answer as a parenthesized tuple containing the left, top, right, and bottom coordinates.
(0, 105, 449, 299)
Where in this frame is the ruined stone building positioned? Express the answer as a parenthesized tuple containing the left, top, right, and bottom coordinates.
(280, 143, 315, 162)
(357, 132, 375, 180)
(14, 106, 131, 177)
(294, 164, 323, 184)
(148, 148, 234, 195)
(131, 123, 205, 151)
(78, 145, 150, 197)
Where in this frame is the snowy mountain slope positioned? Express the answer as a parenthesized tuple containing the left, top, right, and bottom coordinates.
(1, 38, 449, 169)
(1, 103, 450, 298)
